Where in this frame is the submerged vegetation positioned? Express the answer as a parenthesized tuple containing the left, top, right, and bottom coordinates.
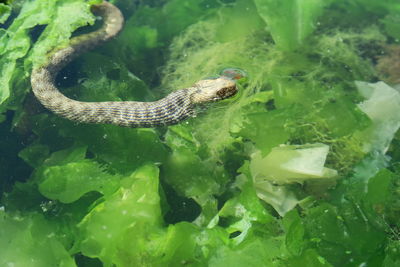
(1, 0, 400, 266)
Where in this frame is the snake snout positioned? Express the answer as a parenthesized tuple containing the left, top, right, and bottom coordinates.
(216, 84, 237, 99)
(215, 77, 238, 100)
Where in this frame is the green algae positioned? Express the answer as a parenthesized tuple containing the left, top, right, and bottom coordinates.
(1, 0, 400, 266)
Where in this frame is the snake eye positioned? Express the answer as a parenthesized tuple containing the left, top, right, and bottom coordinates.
(217, 88, 226, 98)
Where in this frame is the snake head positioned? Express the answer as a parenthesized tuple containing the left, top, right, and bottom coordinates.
(191, 77, 238, 104)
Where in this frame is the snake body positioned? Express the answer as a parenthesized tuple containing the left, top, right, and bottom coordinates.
(30, 1, 237, 128)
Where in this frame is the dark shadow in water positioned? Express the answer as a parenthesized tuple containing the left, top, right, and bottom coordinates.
(0, 111, 32, 195)
(75, 253, 103, 267)
(161, 179, 201, 224)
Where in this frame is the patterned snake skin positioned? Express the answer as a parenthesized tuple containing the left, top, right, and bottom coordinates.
(30, 1, 238, 128)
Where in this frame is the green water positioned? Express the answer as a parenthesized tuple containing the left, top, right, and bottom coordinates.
(1, 0, 400, 266)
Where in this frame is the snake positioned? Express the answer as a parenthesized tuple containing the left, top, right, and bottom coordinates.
(30, 1, 238, 128)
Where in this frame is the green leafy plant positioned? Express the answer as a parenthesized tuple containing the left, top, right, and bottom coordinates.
(1, 0, 400, 266)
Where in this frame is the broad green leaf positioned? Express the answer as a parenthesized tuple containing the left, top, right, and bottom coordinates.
(0, 0, 96, 109)
(37, 159, 121, 203)
(250, 144, 337, 185)
(0, 211, 76, 267)
(0, 4, 11, 23)
(78, 164, 163, 266)
(356, 81, 400, 153)
(283, 209, 306, 256)
(254, 0, 331, 50)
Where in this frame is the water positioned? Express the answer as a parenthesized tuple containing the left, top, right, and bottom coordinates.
(0, 0, 399, 266)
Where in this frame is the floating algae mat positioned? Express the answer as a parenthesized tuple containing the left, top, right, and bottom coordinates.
(1, 0, 400, 266)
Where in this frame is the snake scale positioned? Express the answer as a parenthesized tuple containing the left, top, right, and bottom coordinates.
(30, 1, 238, 128)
